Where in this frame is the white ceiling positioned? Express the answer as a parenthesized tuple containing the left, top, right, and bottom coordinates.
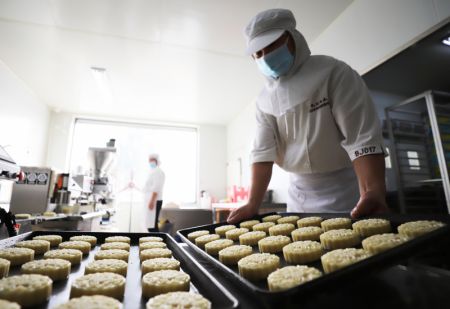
(0, 0, 353, 125)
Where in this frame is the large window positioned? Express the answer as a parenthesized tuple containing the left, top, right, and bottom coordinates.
(69, 119, 198, 205)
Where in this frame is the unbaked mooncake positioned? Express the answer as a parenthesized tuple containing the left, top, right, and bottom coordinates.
(141, 270, 190, 298)
(267, 265, 322, 291)
(238, 253, 280, 281)
(0, 274, 52, 307)
(146, 292, 211, 309)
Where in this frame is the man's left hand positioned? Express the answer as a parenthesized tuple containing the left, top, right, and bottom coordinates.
(148, 202, 155, 210)
(351, 191, 389, 218)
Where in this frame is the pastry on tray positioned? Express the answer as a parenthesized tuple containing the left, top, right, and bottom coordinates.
(321, 248, 371, 273)
(239, 231, 267, 246)
(139, 236, 164, 244)
(0, 274, 52, 307)
(205, 239, 234, 255)
(268, 223, 295, 236)
(283, 240, 323, 264)
(16, 240, 50, 255)
(262, 214, 282, 223)
(0, 248, 34, 266)
(362, 233, 409, 254)
(140, 248, 172, 261)
(187, 230, 209, 242)
(277, 216, 300, 225)
(291, 226, 323, 241)
(70, 235, 98, 248)
(195, 234, 220, 249)
(215, 225, 236, 237)
(104, 236, 131, 244)
(21, 258, 71, 281)
(59, 241, 91, 255)
(320, 229, 360, 250)
(100, 242, 130, 252)
(321, 218, 352, 231)
(33, 235, 63, 247)
(225, 228, 249, 241)
(252, 222, 275, 233)
(141, 258, 181, 275)
(139, 241, 167, 252)
(240, 220, 260, 229)
(70, 272, 126, 300)
(267, 265, 322, 291)
(95, 249, 129, 262)
(258, 235, 291, 253)
(352, 218, 391, 238)
(0, 258, 10, 279)
(85, 259, 128, 276)
(54, 295, 121, 309)
(397, 220, 445, 238)
(238, 253, 280, 281)
(146, 292, 211, 309)
(218, 245, 253, 265)
(141, 270, 190, 298)
(296, 216, 323, 228)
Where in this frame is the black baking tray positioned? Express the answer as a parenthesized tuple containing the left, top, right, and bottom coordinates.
(0, 231, 238, 309)
(177, 212, 450, 308)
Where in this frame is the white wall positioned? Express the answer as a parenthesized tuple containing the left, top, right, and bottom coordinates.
(310, 0, 450, 74)
(0, 60, 50, 166)
(46, 112, 227, 201)
(198, 124, 227, 200)
(45, 112, 75, 172)
(226, 0, 450, 203)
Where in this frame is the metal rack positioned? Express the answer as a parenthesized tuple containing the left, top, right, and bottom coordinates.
(385, 91, 450, 214)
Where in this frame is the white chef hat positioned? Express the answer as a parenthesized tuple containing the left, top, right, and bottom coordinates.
(244, 8, 296, 55)
(148, 153, 161, 165)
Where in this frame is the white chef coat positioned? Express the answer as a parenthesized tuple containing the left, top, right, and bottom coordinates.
(143, 166, 165, 228)
(287, 167, 360, 212)
(251, 29, 384, 212)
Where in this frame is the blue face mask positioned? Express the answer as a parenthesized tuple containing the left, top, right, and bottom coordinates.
(255, 41, 294, 79)
(149, 162, 157, 169)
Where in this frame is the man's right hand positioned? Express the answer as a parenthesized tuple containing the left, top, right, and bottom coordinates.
(227, 204, 258, 224)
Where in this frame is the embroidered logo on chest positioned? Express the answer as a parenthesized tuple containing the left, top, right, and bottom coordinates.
(309, 97, 329, 113)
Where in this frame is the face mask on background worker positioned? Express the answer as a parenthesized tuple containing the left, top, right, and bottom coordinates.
(255, 38, 294, 78)
(149, 161, 157, 169)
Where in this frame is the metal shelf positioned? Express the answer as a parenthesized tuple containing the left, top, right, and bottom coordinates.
(385, 91, 450, 214)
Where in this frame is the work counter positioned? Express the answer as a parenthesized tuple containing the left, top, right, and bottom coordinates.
(11, 210, 109, 237)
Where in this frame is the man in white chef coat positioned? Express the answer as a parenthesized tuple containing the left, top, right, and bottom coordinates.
(228, 9, 388, 223)
(144, 153, 165, 231)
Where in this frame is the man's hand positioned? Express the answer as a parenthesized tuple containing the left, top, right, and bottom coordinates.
(351, 191, 389, 218)
(227, 204, 258, 224)
(351, 154, 388, 218)
(148, 202, 155, 210)
(148, 192, 157, 210)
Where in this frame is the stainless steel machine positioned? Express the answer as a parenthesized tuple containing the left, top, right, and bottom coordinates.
(88, 139, 116, 206)
(10, 166, 55, 215)
(68, 174, 93, 205)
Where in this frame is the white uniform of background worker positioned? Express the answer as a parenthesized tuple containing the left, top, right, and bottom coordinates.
(144, 154, 165, 231)
(228, 9, 388, 224)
